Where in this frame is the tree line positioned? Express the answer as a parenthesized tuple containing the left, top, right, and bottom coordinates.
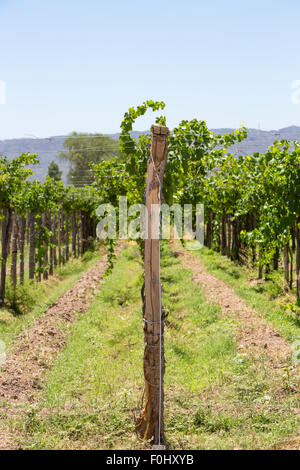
(0, 154, 99, 308)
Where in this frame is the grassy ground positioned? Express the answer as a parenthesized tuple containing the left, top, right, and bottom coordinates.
(190, 246, 300, 344)
(0, 246, 104, 351)
(19, 243, 299, 450)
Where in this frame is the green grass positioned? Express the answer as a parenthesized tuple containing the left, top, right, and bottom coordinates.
(0, 246, 104, 351)
(18, 243, 299, 450)
(190, 246, 300, 344)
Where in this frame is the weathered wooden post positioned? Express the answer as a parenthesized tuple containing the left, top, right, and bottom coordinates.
(136, 125, 169, 446)
(10, 213, 18, 289)
(0, 206, 12, 307)
(297, 217, 300, 299)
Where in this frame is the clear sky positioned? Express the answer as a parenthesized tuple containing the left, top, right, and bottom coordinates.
(0, 0, 300, 139)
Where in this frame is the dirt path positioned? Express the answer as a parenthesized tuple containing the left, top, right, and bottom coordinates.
(171, 241, 292, 365)
(0, 248, 121, 450)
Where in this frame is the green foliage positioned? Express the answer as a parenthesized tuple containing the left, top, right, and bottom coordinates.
(47, 161, 62, 181)
(104, 239, 117, 277)
(119, 100, 165, 157)
(283, 299, 300, 321)
(5, 281, 35, 315)
(204, 140, 300, 264)
(12, 177, 65, 215)
(59, 132, 120, 186)
(64, 184, 100, 215)
(0, 153, 38, 209)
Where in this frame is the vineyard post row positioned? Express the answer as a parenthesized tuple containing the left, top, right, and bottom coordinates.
(136, 125, 169, 447)
(0, 202, 97, 308)
(204, 209, 300, 296)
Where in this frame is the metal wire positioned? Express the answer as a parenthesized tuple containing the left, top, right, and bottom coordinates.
(149, 146, 163, 447)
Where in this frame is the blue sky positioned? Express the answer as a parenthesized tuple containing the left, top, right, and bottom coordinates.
(0, 0, 300, 139)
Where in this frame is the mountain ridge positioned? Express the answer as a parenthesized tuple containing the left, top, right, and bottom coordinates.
(1, 126, 299, 183)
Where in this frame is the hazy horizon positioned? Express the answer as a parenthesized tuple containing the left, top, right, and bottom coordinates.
(1, 124, 300, 142)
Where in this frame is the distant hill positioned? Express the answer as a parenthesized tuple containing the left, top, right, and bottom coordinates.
(1, 126, 299, 183)
(212, 126, 300, 156)
(0, 135, 70, 183)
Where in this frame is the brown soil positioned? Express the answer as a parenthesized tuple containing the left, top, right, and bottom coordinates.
(0, 249, 120, 450)
(171, 241, 292, 365)
(275, 437, 300, 450)
(0, 430, 21, 450)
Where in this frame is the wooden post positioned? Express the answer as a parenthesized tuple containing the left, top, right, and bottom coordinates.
(136, 125, 169, 446)
(42, 212, 49, 280)
(0, 206, 12, 306)
(297, 217, 300, 299)
(58, 209, 62, 265)
(28, 212, 35, 280)
(72, 213, 76, 258)
(284, 243, 290, 290)
(19, 215, 26, 284)
(10, 213, 18, 289)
